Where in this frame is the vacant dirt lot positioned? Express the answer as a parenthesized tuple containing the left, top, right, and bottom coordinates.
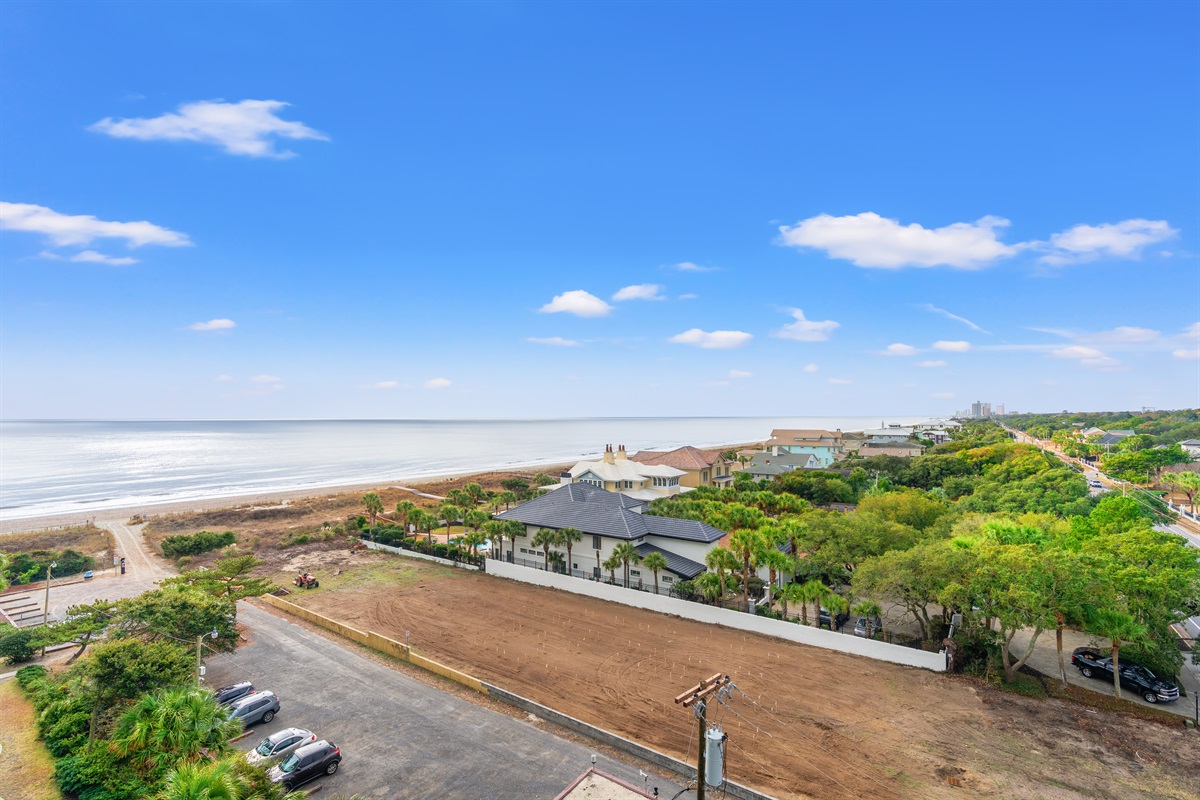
(285, 554, 1200, 800)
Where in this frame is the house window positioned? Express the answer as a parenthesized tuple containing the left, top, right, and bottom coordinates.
(592, 535, 601, 550)
(631, 570, 641, 577)
(663, 575, 673, 583)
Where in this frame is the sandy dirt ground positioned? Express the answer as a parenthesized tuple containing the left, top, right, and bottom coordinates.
(285, 555, 1200, 800)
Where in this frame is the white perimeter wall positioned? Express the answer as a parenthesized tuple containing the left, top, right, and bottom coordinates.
(487, 558, 947, 672)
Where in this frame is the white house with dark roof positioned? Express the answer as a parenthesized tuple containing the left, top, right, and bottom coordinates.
(493, 482, 723, 590)
(1179, 439, 1200, 461)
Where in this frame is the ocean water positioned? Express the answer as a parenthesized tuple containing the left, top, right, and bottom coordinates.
(0, 416, 923, 521)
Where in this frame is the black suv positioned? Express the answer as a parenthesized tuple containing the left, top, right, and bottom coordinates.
(213, 681, 255, 706)
(1070, 647, 1180, 704)
(268, 740, 341, 791)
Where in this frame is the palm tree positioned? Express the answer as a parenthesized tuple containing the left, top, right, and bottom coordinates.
(410, 509, 435, 543)
(779, 581, 804, 621)
(703, 546, 738, 602)
(824, 593, 849, 630)
(852, 600, 883, 638)
(438, 502, 464, 540)
(611, 541, 642, 588)
(603, 553, 622, 584)
(462, 529, 487, 558)
(1088, 609, 1148, 700)
(156, 759, 239, 800)
(729, 528, 764, 612)
(797, 580, 828, 626)
(641, 551, 668, 595)
(531, 528, 557, 571)
(503, 520, 526, 562)
(463, 482, 486, 506)
(481, 520, 504, 559)
(447, 488, 472, 508)
(759, 549, 792, 608)
(548, 551, 566, 574)
(558, 527, 583, 577)
(1162, 471, 1200, 510)
(112, 687, 240, 779)
(394, 500, 417, 532)
(696, 572, 723, 603)
(362, 493, 383, 528)
(498, 491, 517, 511)
(463, 509, 489, 533)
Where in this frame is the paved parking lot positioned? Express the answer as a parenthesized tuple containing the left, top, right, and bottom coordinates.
(208, 603, 684, 799)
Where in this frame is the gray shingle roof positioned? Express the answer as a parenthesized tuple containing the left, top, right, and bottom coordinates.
(634, 543, 706, 579)
(494, 482, 724, 544)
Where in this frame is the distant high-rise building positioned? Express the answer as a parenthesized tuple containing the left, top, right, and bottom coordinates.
(982, 402, 992, 417)
(971, 401, 983, 418)
(995, 403, 1005, 416)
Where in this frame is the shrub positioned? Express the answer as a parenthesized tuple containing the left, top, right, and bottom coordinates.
(175, 556, 193, 570)
(15, 664, 47, 690)
(3, 548, 96, 586)
(0, 628, 36, 664)
(41, 694, 93, 757)
(433, 543, 449, 558)
(160, 531, 236, 558)
(281, 533, 312, 547)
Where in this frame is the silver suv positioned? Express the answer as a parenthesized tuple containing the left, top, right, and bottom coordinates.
(228, 690, 280, 726)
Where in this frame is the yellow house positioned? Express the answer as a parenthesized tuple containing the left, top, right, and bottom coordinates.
(627, 445, 740, 489)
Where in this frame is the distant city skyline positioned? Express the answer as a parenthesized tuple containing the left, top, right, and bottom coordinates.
(1, 2, 1197, 419)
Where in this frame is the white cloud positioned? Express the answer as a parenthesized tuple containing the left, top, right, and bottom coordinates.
(803, 363, 819, 373)
(251, 374, 281, 383)
(678, 293, 698, 300)
(727, 369, 753, 379)
(1049, 345, 1119, 368)
(369, 380, 399, 389)
(916, 360, 948, 368)
(773, 309, 840, 342)
(539, 290, 613, 318)
(1088, 326, 1160, 344)
(922, 304, 988, 333)
(668, 328, 753, 349)
(779, 212, 1016, 269)
(90, 99, 329, 158)
(70, 250, 139, 265)
(1041, 219, 1177, 265)
(215, 374, 233, 382)
(1, 202, 191, 248)
(673, 261, 718, 272)
(881, 343, 918, 357)
(827, 377, 852, 385)
(527, 336, 582, 347)
(188, 318, 236, 332)
(612, 284, 665, 302)
(930, 391, 955, 399)
(933, 340, 972, 352)
(424, 377, 452, 389)
(1173, 349, 1200, 360)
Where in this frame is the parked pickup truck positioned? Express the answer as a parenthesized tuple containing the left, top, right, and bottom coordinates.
(1070, 647, 1180, 704)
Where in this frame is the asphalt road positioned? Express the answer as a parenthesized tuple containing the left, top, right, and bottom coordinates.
(207, 603, 686, 800)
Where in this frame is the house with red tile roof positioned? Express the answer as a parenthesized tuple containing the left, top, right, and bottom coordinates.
(627, 445, 739, 488)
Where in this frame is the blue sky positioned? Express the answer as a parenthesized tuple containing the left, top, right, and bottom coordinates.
(2, 1, 1197, 419)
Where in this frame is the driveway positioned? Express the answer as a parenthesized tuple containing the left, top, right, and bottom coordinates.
(1010, 626, 1198, 718)
(208, 603, 684, 799)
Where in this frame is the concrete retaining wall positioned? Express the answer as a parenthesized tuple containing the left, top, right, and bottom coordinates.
(484, 683, 776, 800)
(487, 559, 947, 672)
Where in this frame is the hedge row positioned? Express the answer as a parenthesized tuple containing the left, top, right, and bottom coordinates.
(160, 530, 236, 558)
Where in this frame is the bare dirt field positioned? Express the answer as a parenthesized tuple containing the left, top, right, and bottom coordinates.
(284, 553, 1200, 800)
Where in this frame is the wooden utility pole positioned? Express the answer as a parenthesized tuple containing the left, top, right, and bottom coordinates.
(675, 673, 730, 800)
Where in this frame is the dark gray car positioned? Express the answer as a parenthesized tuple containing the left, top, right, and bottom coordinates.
(228, 690, 280, 726)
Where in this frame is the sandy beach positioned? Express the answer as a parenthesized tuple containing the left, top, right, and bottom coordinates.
(0, 466, 567, 534)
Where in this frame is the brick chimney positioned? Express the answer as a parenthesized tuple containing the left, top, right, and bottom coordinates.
(615, 444, 627, 460)
(602, 444, 615, 464)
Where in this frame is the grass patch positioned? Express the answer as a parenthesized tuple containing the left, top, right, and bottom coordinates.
(0, 679, 64, 800)
(999, 673, 1047, 698)
(0, 524, 112, 559)
(288, 554, 453, 597)
(1044, 678, 1187, 727)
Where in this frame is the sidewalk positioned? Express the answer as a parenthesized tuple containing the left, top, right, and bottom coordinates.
(1010, 626, 1199, 718)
